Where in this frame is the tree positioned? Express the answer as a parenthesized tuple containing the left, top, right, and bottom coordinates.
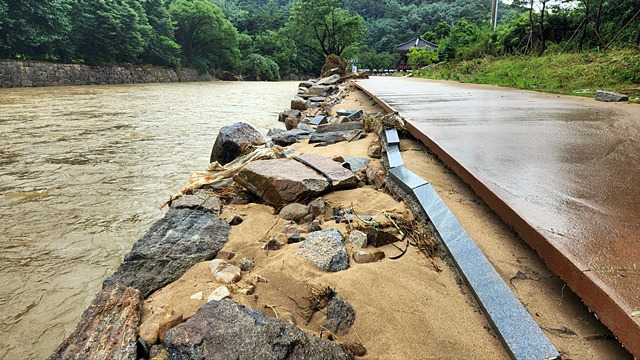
(0, 0, 72, 60)
(140, 0, 181, 67)
(239, 53, 280, 80)
(170, 0, 240, 72)
(285, 0, 367, 58)
(69, 0, 149, 64)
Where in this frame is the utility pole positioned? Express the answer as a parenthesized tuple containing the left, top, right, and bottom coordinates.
(491, 0, 499, 29)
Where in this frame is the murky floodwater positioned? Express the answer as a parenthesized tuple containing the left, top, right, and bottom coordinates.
(0, 81, 298, 359)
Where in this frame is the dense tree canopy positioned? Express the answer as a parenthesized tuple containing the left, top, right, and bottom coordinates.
(171, 0, 239, 72)
(0, 0, 638, 76)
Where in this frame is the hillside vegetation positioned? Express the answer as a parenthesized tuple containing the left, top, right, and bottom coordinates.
(1, 0, 638, 88)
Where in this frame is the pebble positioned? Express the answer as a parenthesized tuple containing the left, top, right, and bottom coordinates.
(209, 259, 241, 284)
(208, 285, 231, 301)
(189, 291, 203, 300)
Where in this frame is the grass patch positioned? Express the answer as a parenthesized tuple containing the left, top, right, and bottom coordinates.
(413, 49, 640, 103)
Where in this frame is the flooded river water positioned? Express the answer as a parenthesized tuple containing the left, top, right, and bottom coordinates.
(0, 81, 298, 359)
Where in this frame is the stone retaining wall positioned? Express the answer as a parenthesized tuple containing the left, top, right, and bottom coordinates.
(0, 60, 212, 88)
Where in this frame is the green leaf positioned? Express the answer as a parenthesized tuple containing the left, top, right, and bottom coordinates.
(632, 310, 640, 317)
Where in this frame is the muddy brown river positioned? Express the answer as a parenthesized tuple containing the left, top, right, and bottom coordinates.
(0, 81, 298, 359)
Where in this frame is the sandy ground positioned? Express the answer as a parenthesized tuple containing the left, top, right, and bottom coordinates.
(142, 85, 632, 359)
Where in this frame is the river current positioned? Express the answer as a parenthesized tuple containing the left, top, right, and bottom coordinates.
(0, 81, 298, 359)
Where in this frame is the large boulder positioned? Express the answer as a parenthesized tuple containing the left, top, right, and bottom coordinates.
(210, 122, 266, 165)
(233, 159, 330, 206)
(297, 228, 349, 272)
(48, 283, 142, 360)
(165, 299, 353, 360)
(233, 155, 358, 206)
(103, 208, 231, 297)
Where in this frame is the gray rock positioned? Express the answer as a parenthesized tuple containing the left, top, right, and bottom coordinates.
(48, 283, 142, 360)
(103, 208, 231, 297)
(165, 299, 353, 360)
(210, 122, 266, 165)
(295, 153, 359, 190)
(234, 155, 357, 206)
(169, 194, 222, 215)
(347, 230, 368, 248)
(343, 157, 371, 173)
(299, 80, 314, 88)
(297, 228, 349, 272)
(267, 127, 284, 137)
(308, 197, 326, 217)
(310, 115, 328, 126)
(291, 95, 310, 110)
(297, 122, 315, 133)
(234, 159, 330, 206)
(595, 90, 629, 102)
(309, 131, 344, 144)
(308, 220, 322, 232)
(279, 203, 310, 221)
(316, 121, 364, 134)
(271, 129, 312, 146)
(307, 85, 333, 97)
(323, 296, 356, 335)
(316, 74, 341, 86)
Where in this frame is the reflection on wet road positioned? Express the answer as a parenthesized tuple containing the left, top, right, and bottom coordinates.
(358, 77, 640, 354)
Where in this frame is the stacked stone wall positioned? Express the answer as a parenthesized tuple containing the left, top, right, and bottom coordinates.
(0, 60, 212, 88)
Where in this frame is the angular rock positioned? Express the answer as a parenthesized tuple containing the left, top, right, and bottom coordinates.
(308, 219, 322, 232)
(278, 109, 301, 123)
(139, 308, 169, 345)
(310, 115, 328, 126)
(297, 228, 349, 272)
(279, 203, 310, 221)
(165, 299, 353, 360)
(158, 313, 183, 343)
(169, 194, 222, 215)
(210, 259, 241, 284)
(366, 167, 385, 188)
(316, 74, 341, 86)
(267, 127, 284, 137)
(209, 122, 266, 165)
(239, 257, 255, 272)
(347, 230, 368, 248)
(287, 233, 304, 244)
(285, 116, 299, 131)
(307, 85, 333, 97)
(595, 90, 629, 102)
(343, 157, 371, 173)
(317, 121, 364, 134)
(309, 131, 344, 145)
(291, 95, 310, 110)
(103, 208, 230, 297)
(308, 197, 326, 217)
(295, 153, 359, 190)
(208, 285, 231, 301)
(297, 122, 315, 133)
(368, 144, 382, 158)
(323, 296, 356, 335)
(234, 159, 330, 206)
(299, 80, 314, 88)
(271, 129, 311, 146)
(48, 283, 142, 360)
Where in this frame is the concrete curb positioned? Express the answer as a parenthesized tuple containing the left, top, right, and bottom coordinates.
(383, 127, 560, 360)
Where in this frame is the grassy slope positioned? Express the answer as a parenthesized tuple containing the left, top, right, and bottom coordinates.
(413, 49, 640, 103)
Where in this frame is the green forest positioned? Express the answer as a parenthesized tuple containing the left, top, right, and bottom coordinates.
(0, 0, 639, 82)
